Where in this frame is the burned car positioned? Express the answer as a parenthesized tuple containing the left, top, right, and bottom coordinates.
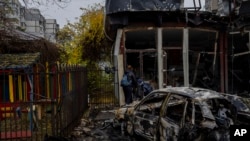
(222, 93, 250, 124)
(115, 87, 250, 141)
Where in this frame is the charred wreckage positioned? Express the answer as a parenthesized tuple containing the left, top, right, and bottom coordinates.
(105, 0, 250, 103)
(112, 87, 250, 141)
(102, 0, 250, 141)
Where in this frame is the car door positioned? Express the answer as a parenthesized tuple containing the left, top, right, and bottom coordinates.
(132, 92, 168, 141)
(159, 94, 188, 141)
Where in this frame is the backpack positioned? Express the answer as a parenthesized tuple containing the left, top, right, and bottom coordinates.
(120, 73, 132, 87)
(142, 83, 153, 96)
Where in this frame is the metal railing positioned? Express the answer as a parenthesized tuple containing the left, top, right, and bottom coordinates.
(87, 67, 119, 109)
(0, 63, 88, 140)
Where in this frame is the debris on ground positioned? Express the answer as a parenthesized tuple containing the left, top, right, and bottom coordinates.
(70, 106, 133, 141)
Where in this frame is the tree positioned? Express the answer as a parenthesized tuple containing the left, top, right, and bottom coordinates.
(57, 4, 113, 96)
(0, 0, 19, 28)
(57, 3, 112, 65)
(78, 4, 111, 63)
(56, 25, 75, 63)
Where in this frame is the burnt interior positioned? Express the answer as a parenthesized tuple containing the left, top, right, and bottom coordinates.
(105, 0, 250, 94)
(125, 29, 250, 93)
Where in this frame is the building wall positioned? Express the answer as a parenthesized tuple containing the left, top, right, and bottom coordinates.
(1, 0, 59, 42)
(45, 19, 59, 43)
(24, 8, 45, 38)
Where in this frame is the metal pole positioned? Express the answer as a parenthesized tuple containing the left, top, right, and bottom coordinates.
(157, 28, 163, 89)
(183, 28, 189, 87)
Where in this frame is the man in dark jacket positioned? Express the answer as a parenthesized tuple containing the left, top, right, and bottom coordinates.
(122, 65, 137, 105)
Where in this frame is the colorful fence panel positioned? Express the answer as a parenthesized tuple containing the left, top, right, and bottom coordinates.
(0, 62, 87, 140)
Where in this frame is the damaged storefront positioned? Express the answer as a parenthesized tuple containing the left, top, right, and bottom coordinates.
(104, 0, 250, 106)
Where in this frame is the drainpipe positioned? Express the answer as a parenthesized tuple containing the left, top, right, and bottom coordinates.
(157, 28, 163, 89)
(183, 28, 189, 87)
(114, 29, 124, 106)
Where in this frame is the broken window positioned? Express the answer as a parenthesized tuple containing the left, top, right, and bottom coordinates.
(165, 94, 187, 125)
(133, 92, 167, 137)
(228, 33, 250, 94)
(185, 100, 194, 124)
(194, 103, 203, 125)
(137, 92, 166, 115)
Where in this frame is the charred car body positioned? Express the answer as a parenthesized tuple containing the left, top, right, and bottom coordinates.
(115, 87, 250, 141)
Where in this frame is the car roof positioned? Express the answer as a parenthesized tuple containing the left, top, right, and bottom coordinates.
(154, 87, 224, 101)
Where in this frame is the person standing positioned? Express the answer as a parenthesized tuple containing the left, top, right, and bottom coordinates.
(121, 65, 137, 105)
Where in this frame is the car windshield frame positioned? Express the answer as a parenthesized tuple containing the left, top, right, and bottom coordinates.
(134, 92, 170, 111)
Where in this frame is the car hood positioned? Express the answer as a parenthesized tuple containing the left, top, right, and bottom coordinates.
(222, 94, 250, 113)
(114, 101, 140, 120)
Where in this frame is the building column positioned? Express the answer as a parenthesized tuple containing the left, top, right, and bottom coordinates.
(157, 28, 163, 89)
(114, 29, 124, 106)
(183, 28, 189, 87)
